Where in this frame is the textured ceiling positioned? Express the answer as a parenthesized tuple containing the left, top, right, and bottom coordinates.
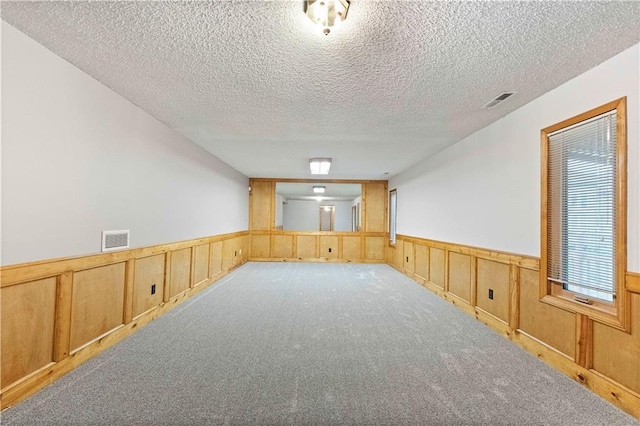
(3, 1, 639, 179)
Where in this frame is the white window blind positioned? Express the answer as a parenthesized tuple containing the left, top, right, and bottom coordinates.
(547, 111, 617, 302)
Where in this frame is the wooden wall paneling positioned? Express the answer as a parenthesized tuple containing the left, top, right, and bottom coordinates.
(193, 244, 209, 286)
(123, 259, 135, 324)
(1, 277, 57, 388)
(320, 235, 339, 259)
(169, 248, 192, 298)
(163, 251, 172, 303)
(189, 247, 196, 288)
(242, 235, 251, 263)
(429, 247, 446, 289)
(296, 235, 317, 259)
(234, 237, 242, 265)
(250, 234, 271, 259)
(386, 243, 394, 264)
(272, 235, 294, 258)
(363, 182, 387, 232)
(232, 238, 241, 266)
(575, 314, 593, 369)
(365, 236, 386, 261)
(414, 244, 428, 281)
(476, 258, 510, 323)
(291, 235, 298, 261)
(132, 254, 165, 319)
(70, 264, 126, 352)
(210, 241, 223, 276)
(249, 180, 274, 231)
(627, 272, 640, 294)
(53, 271, 73, 361)
(509, 264, 520, 330)
(0, 231, 251, 409)
(385, 232, 640, 418)
(448, 252, 471, 303)
(0, 231, 248, 288)
(394, 240, 404, 268)
(222, 239, 234, 271)
(342, 236, 362, 261)
(518, 268, 575, 358)
(592, 293, 640, 394)
(469, 256, 478, 307)
(513, 328, 640, 418)
(403, 241, 415, 274)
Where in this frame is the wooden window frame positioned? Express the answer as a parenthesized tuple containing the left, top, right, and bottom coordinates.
(540, 97, 629, 330)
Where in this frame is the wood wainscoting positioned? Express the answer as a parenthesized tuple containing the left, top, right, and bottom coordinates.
(249, 231, 387, 263)
(388, 234, 640, 419)
(0, 231, 250, 410)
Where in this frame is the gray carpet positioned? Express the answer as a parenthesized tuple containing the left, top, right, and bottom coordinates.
(2, 262, 637, 425)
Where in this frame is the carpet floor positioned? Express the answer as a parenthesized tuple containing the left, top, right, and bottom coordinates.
(2, 262, 638, 425)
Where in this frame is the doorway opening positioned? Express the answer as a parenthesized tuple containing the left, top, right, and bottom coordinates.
(319, 205, 335, 231)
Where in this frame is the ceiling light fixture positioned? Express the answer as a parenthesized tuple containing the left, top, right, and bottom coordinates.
(313, 186, 326, 194)
(309, 158, 332, 175)
(305, 0, 349, 35)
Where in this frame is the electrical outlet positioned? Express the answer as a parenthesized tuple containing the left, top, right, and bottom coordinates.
(234, 250, 237, 256)
(151, 284, 156, 295)
(328, 247, 332, 253)
(406, 256, 409, 262)
(488, 289, 494, 300)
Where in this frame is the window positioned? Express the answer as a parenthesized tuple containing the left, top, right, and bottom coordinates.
(389, 189, 397, 245)
(541, 97, 627, 325)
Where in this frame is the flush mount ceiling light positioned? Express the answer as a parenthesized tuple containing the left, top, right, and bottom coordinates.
(309, 158, 332, 175)
(313, 186, 326, 194)
(305, 0, 350, 35)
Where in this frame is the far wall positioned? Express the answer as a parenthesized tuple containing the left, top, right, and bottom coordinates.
(283, 200, 354, 231)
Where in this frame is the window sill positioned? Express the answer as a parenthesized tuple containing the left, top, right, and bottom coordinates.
(540, 293, 628, 332)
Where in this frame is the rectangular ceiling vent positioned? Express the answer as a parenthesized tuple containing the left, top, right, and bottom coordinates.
(101, 230, 130, 252)
(482, 92, 516, 109)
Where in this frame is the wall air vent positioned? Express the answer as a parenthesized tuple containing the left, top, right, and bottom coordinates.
(482, 92, 516, 109)
(101, 230, 130, 252)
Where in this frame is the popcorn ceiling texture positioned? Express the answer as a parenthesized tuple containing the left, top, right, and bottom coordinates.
(2, 1, 639, 179)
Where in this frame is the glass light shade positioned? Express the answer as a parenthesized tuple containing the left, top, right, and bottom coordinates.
(306, 0, 349, 33)
(309, 158, 332, 175)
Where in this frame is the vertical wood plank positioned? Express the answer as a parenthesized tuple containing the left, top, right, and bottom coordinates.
(576, 313, 593, 368)
(53, 271, 73, 362)
(338, 235, 344, 259)
(470, 255, 478, 307)
(425, 244, 430, 282)
(163, 251, 172, 303)
(292, 236, 297, 260)
(189, 246, 196, 289)
(509, 264, 520, 330)
(123, 259, 135, 324)
(443, 250, 450, 292)
(249, 180, 274, 231)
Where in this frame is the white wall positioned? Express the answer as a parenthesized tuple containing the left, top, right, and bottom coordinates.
(283, 200, 353, 231)
(1, 23, 249, 265)
(390, 43, 639, 272)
